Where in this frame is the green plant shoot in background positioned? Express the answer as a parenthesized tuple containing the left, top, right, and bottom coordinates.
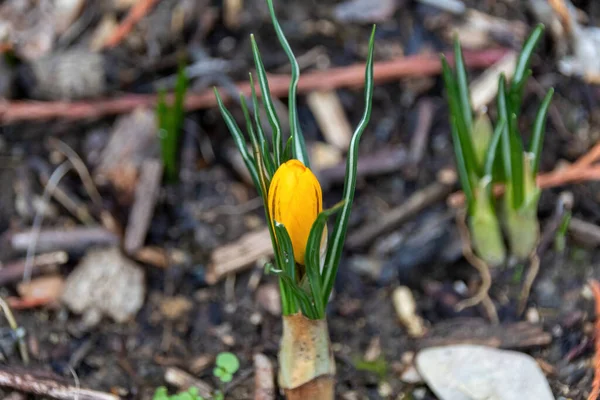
(157, 63, 189, 183)
(441, 23, 554, 266)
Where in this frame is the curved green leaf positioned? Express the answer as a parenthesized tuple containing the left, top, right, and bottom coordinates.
(250, 34, 283, 166)
(266, 0, 309, 167)
(530, 88, 554, 176)
(321, 25, 376, 305)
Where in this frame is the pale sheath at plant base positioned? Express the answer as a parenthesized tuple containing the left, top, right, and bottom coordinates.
(213, 0, 375, 398)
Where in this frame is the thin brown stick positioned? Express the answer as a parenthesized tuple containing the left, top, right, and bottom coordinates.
(0, 48, 509, 123)
(102, 0, 161, 49)
(0, 366, 119, 400)
(588, 279, 600, 400)
(454, 208, 499, 324)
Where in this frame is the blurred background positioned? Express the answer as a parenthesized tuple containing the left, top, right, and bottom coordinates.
(0, 0, 598, 399)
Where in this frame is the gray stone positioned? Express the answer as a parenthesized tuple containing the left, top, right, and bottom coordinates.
(415, 344, 554, 400)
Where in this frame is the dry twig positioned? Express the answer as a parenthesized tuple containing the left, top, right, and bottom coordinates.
(589, 279, 600, 400)
(102, 0, 161, 49)
(0, 49, 509, 123)
(454, 208, 499, 324)
(0, 366, 118, 400)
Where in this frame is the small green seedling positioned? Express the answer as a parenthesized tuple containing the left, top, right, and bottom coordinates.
(153, 387, 204, 400)
(157, 63, 189, 183)
(152, 352, 240, 400)
(213, 352, 240, 384)
(353, 355, 388, 381)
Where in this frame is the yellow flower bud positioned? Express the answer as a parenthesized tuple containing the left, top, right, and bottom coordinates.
(268, 159, 323, 265)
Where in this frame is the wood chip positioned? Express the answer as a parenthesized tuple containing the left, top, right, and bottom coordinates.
(254, 353, 275, 400)
(307, 90, 352, 151)
(206, 228, 273, 284)
(469, 51, 518, 112)
(393, 286, 426, 338)
(124, 159, 163, 254)
(95, 107, 159, 204)
(17, 275, 65, 304)
(417, 318, 552, 350)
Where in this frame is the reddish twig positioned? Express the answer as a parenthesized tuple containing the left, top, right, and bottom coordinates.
(589, 279, 600, 400)
(0, 48, 509, 123)
(449, 141, 600, 208)
(102, 0, 161, 49)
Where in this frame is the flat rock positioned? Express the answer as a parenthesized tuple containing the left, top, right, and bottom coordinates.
(415, 344, 554, 400)
(62, 247, 145, 327)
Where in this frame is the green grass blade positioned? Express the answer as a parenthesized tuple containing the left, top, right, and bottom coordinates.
(321, 25, 376, 305)
(450, 117, 475, 213)
(484, 118, 505, 178)
(441, 56, 479, 178)
(529, 88, 554, 176)
(512, 24, 544, 92)
(282, 136, 293, 163)
(453, 38, 474, 141)
(510, 24, 544, 114)
(508, 112, 524, 209)
(250, 34, 283, 166)
(305, 201, 344, 319)
(249, 73, 276, 177)
(214, 88, 261, 195)
(240, 95, 260, 155)
(266, 0, 309, 167)
(497, 75, 512, 182)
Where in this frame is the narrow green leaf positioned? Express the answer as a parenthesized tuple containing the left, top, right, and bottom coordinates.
(305, 201, 344, 319)
(266, 0, 309, 167)
(441, 56, 480, 178)
(509, 24, 544, 116)
(497, 75, 512, 181)
(240, 95, 260, 157)
(321, 25, 376, 305)
(249, 73, 276, 177)
(250, 34, 283, 166)
(509, 112, 524, 209)
(512, 24, 544, 92)
(214, 88, 261, 193)
(484, 118, 505, 178)
(275, 222, 318, 317)
(453, 38, 474, 139)
(450, 117, 475, 213)
(273, 222, 296, 283)
(282, 136, 293, 163)
(529, 88, 554, 176)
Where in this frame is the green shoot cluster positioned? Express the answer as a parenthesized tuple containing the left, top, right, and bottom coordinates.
(441, 24, 554, 266)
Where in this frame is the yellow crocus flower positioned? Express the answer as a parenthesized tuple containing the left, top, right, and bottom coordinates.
(268, 159, 323, 265)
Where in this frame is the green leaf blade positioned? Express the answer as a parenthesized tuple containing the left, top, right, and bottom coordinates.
(321, 25, 376, 305)
(250, 35, 283, 166)
(266, 0, 309, 167)
(529, 88, 554, 176)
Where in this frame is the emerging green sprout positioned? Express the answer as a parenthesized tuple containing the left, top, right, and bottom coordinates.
(213, 0, 375, 321)
(157, 64, 189, 182)
(441, 23, 554, 265)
